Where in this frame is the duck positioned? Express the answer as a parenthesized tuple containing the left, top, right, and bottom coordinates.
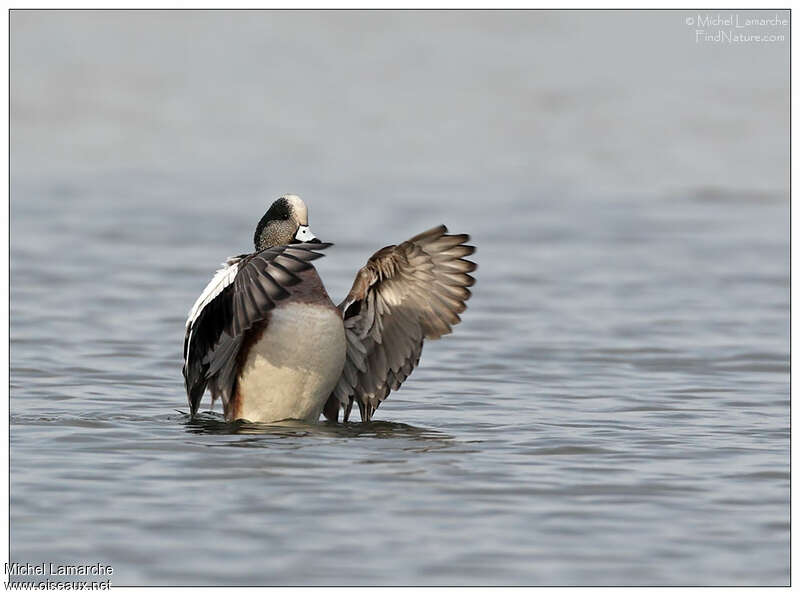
(182, 194, 476, 423)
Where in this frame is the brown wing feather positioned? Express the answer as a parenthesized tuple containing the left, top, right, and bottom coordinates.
(323, 225, 476, 422)
(183, 242, 332, 418)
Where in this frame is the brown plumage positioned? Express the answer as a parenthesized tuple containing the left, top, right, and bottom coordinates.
(183, 242, 332, 418)
(324, 225, 477, 422)
(184, 193, 476, 424)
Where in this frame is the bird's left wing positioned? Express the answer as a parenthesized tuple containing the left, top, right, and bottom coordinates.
(323, 225, 476, 422)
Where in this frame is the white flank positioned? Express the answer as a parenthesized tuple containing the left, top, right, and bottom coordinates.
(186, 258, 242, 328)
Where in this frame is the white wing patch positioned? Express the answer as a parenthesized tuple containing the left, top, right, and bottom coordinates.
(186, 257, 243, 328)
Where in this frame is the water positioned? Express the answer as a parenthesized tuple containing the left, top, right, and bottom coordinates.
(10, 10, 789, 586)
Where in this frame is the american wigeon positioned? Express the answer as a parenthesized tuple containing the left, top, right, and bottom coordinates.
(183, 194, 476, 423)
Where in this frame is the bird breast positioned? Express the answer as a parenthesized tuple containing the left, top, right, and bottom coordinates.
(232, 302, 346, 423)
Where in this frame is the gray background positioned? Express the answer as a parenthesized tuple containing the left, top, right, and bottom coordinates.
(11, 10, 789, 585)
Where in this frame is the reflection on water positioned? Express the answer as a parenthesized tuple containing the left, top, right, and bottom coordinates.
(10, 9, 788, 586)
(184, 411, 456, 443)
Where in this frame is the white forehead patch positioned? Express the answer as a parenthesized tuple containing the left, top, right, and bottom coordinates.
(283, 194, 308, 225)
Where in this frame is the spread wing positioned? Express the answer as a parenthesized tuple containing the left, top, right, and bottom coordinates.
(324, 225, 476, 422)
(182, 242, 332, 417)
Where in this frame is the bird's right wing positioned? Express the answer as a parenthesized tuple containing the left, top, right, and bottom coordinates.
(183, 242, 332, 417)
